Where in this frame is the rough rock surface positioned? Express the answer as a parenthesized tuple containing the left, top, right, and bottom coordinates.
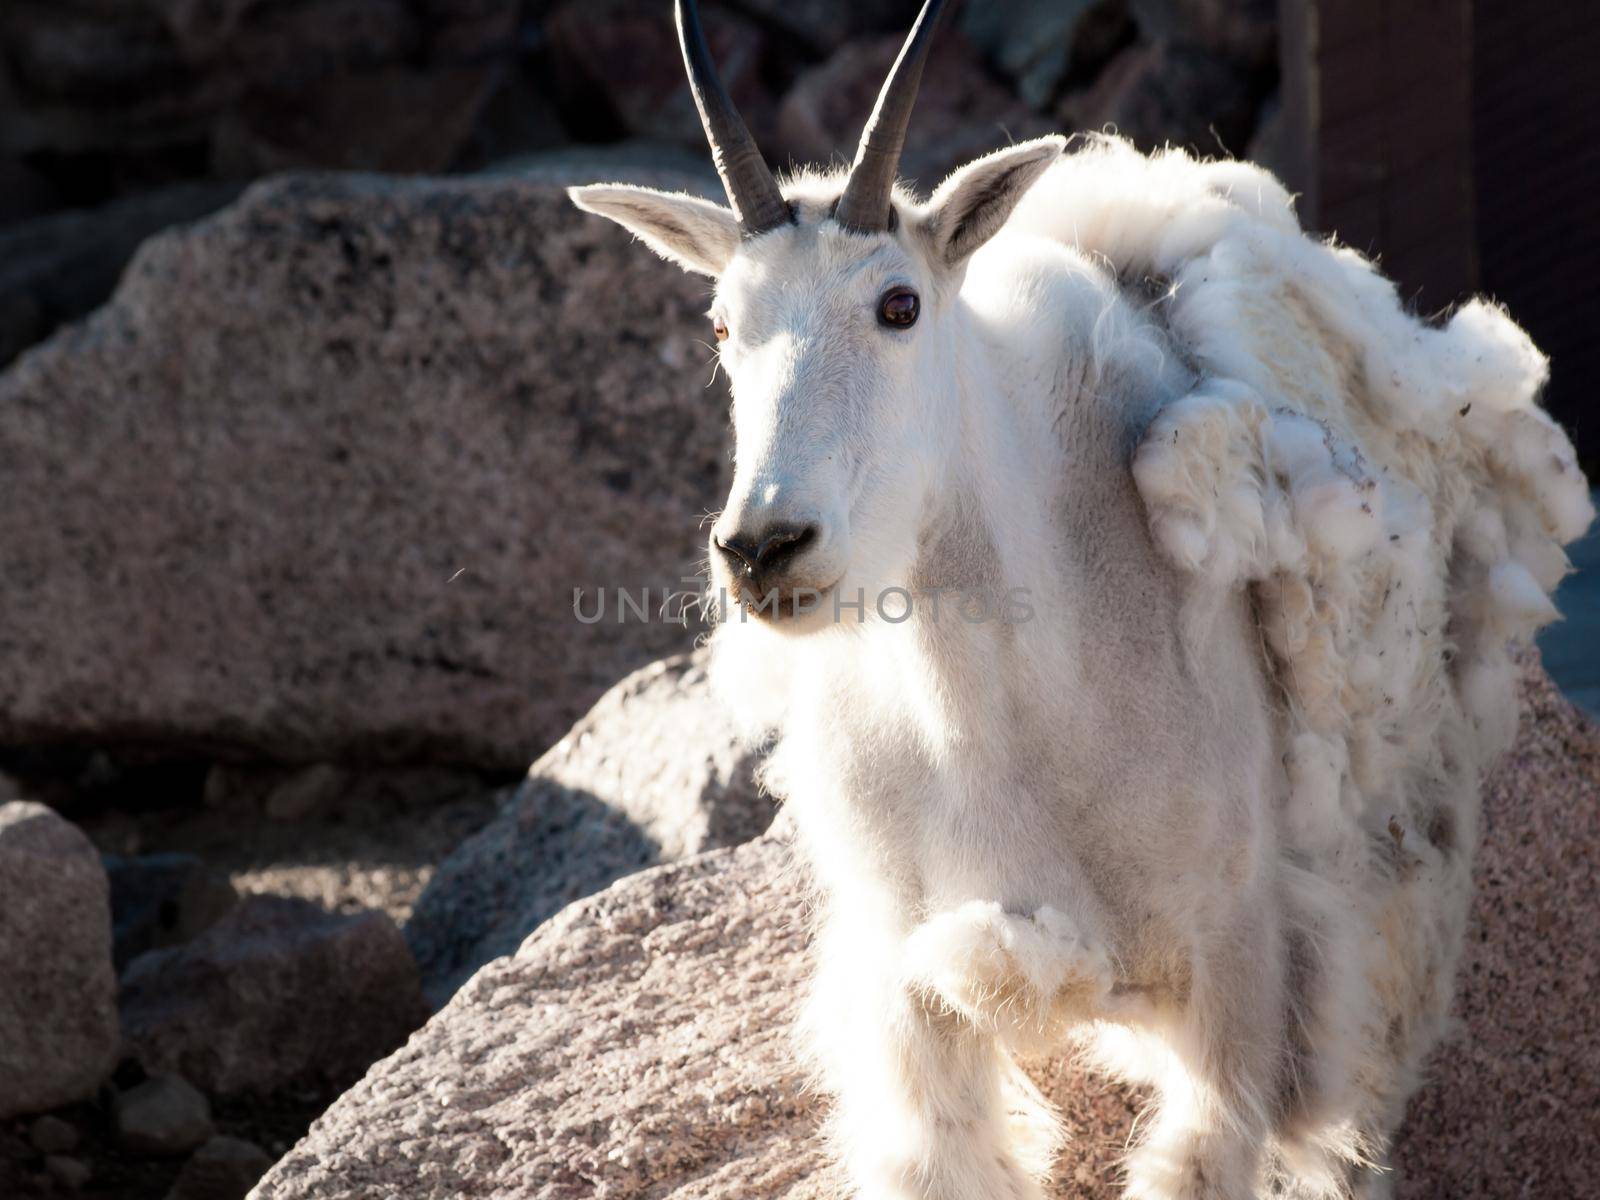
(0, 164, 732, 769)
(253, 660, 1597, 1198)
(0, 801, 119, 1120)
(120, 895, 428, 1098)
(405, 648, 773, 1006)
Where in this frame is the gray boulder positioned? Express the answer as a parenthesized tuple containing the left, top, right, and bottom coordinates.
(0, 801, 119, 1120)
(120, 894, 427, 1097)
(0, 163, 732, 771)
(252, 833, 826, 1200)
(405, 647, 773, 1005)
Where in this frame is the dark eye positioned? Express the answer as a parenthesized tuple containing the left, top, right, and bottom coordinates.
(878, 287, 919, 329)
(712, 317, 729, 341)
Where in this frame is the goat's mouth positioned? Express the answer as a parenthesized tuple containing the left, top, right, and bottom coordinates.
(726, 580, 840, 626)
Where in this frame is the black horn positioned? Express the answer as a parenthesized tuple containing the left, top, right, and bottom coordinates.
(676, 0, 791, 237)
(833, 0, 947, 234)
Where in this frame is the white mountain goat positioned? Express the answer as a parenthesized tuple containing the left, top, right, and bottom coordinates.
(570, 2, 1594, 1196)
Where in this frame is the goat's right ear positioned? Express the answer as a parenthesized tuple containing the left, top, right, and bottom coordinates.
(568, 185, 740, 277)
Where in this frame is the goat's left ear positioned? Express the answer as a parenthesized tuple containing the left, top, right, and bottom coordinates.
(568, 184, 740, 277)
(917, 137, 1066, 270)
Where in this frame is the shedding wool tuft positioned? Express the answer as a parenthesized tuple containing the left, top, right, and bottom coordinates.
(1017, 135, 1591, 814)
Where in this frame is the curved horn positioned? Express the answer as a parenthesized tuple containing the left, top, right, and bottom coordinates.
(833, 0, 947, 233)
(675, 0, 791, 237)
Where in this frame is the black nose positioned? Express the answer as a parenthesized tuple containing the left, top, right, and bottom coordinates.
(715, 523, 818, 585)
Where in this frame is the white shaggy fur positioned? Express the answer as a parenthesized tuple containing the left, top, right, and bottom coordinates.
(571, 135, 1592, 1199)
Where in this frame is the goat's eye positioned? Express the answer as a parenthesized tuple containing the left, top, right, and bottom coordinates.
(878, 287, 919, 329)
(712, 317, 730, 341)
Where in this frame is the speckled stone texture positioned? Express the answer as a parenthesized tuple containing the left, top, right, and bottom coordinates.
(249, 660, 1599, 1198)
(0, 802, 120, 1121)
(1389, 659, 1600, 1198)
(405, 648, 774, 1007)
(0, 165, 727, 770)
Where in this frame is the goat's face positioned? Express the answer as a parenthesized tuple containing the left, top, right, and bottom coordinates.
(701, 197, 942, 627)
(571, 142, 1062, 629)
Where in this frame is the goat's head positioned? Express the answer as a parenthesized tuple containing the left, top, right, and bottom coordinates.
(571, 0, 1062, 629)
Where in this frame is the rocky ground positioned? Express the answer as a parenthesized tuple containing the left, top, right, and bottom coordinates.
(0, 651, 774, 1198)
(249, 658, 1600, 1200)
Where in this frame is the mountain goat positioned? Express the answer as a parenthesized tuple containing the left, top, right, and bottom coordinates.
(569, 2, 1594, 1196)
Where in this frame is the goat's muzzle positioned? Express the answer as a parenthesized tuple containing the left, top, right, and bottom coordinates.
(713, 522, 824, 617)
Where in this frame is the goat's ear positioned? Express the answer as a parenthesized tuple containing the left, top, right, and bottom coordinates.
(568, 184, 740, 277)
(917, 137, 1065, 271)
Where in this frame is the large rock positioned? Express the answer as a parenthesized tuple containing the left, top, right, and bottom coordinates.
(120, 894, 428, 1097)
(251, 833, 827, 1200)
(252, 660, 1599, 1198)
(0, 0, 517, 180)
(405, 648, 773, 1006)
(0, 801, 119, 1120)
(0, 164, 733, 770)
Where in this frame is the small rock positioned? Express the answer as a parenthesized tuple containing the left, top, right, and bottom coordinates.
(44, 1155, 92, 1189)
(120, 894, 427, 1097)
(166, 1135, 274, 1200)
(105, 853, 239, 971)
(0, 770, 21, 801)
(0, 802, 120, 1120)
(28, 1113, 81, 1155)
(113, 1074, 214, 1155)
(261, 764, 346, 822)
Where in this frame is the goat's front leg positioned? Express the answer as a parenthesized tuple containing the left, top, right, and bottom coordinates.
(805, 911, 1057, 1200)
(903, 899, 1116, 1045)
